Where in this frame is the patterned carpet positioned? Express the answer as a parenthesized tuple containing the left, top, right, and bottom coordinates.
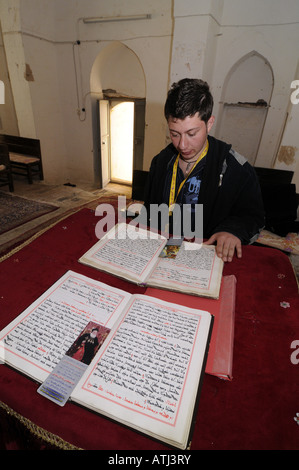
(0, 191, 58, 235)
(290, 253, 299, 282)
(0, 191, 128, 258)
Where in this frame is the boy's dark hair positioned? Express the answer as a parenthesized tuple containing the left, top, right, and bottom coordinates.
(164, 78, 213, 123)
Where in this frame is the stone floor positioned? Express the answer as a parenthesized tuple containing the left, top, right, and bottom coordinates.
(0, 178, 132, 254)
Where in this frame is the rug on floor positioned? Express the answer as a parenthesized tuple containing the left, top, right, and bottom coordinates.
(0, 191, 58, 235)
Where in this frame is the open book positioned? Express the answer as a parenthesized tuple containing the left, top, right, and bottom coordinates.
(0, 270, 213, 450)
(79, 223, 224, 299)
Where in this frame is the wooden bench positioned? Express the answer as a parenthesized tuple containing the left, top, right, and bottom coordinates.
(254, 167, 299, 236)
(131, 169, 149, 200)
(0, 134, 44, 184)
(0, 142, 14, 191)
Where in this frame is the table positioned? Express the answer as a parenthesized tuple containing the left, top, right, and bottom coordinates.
(0, 208, 299, 450)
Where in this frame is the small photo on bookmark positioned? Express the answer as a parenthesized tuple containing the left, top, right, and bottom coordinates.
(38, 321, 110, 406)
(159, 237, 183, 259)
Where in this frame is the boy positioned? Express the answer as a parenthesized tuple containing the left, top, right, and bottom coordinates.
(144, 78, 264, 262)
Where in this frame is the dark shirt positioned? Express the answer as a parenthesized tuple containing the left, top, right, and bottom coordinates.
(162, 156, 206, 237)
(163, 155, 206, 206)
(144, 136, 265, 243)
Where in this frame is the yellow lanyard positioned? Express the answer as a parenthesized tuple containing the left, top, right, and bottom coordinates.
(168, 140, 209, 214)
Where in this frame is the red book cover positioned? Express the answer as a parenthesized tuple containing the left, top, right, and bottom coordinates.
(145, 275, 236, 380)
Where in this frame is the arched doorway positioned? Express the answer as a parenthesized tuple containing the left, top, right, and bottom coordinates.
(90, 42, 146, 188)
(216, 51, 274, 166)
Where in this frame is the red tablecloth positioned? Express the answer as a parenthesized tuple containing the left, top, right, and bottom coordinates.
(0, 208, 299, 450)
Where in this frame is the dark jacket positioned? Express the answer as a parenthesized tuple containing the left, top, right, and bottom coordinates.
(144, 136, 265, 244)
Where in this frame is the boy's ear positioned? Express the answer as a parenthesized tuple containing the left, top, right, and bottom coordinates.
(207, 115, 215, 132)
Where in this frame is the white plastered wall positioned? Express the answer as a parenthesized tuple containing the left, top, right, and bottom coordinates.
(1, 0, 299, 190)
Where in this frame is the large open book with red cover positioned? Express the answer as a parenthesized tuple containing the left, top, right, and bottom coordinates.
(0, 270, 213, 450)
(146, 275, 236, 380)
(79, 223, 224, 299)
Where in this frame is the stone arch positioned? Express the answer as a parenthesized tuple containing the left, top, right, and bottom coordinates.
(90, 42, 146, 186)
(216, 51, 274, 165)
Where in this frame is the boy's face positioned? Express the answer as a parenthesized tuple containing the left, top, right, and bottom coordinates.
(168, 113, 214, 160)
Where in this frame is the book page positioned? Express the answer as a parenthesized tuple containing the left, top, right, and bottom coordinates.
(147, 242, 223, 298)
(0, 271, 131, 383)
(79, 223, 167, 284)
(72, 294, 212, 449)
(145, 274, 236, 380)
